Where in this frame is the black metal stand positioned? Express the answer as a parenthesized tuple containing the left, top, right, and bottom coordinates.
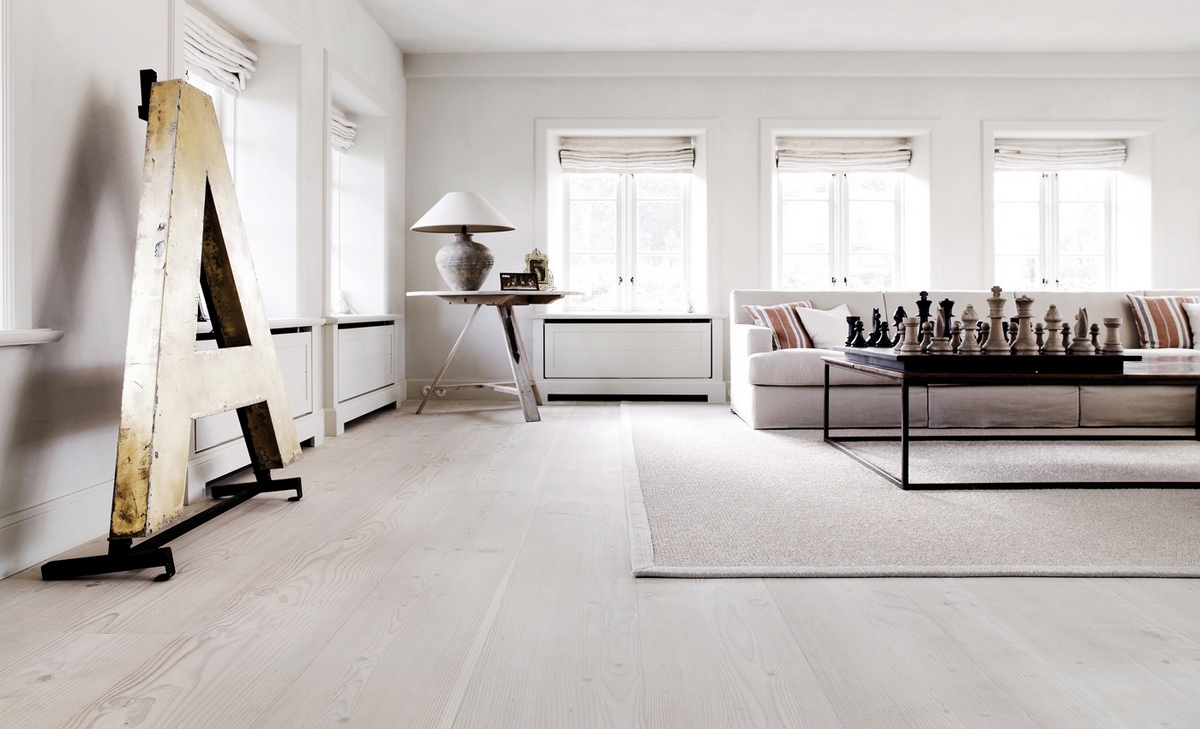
(41, 470, 301, 582)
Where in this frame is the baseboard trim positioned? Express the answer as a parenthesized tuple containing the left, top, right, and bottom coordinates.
(0, 480, 111, 580)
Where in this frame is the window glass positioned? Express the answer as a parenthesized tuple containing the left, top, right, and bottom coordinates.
(993, 170, 1113, 289)
(778, 171, 901, 289)
(564, 171, 690, 311)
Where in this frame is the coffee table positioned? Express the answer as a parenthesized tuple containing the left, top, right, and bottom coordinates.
(822, 349, 1200, 490)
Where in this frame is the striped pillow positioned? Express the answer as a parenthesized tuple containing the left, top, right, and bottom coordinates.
(743, 301, 813, 349)
(1126, 294, 1200, 348)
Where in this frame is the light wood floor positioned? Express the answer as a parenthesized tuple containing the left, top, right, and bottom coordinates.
(2, 401, 1198, 728)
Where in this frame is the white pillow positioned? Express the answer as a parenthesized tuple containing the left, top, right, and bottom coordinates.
(795, 304, 852, 349)
(1183, 302, 1200, 350)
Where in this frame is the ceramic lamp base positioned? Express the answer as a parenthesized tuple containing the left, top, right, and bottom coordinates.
(435, 233, 494, 291)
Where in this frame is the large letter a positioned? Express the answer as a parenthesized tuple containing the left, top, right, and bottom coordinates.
(110, 79, 301, 539)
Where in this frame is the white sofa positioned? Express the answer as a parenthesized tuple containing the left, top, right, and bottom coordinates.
(730, 289, 1200, 429)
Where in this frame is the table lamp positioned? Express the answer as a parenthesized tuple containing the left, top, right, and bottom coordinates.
(411, 191, 515, 291)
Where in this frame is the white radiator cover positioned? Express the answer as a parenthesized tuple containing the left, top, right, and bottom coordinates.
(532, 314, 726, 402)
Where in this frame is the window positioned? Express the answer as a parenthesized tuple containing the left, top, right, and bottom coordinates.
(564, 171, 690, 311)
(773, 136, 912, 290)
(991, 137, 1125, 290)
(778, 172, 903, 289)
(994, 170, 1115, 290)
(327, 76, 387, 316)
(557, 135, 696, 312)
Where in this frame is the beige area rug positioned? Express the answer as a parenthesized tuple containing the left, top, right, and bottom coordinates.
(621, 402, 1200, 577)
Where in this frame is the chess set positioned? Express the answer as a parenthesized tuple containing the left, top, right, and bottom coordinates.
(837, 286, 1140, 374)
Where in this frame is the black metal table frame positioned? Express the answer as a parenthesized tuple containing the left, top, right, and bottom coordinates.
(821, 358, 1200, 490)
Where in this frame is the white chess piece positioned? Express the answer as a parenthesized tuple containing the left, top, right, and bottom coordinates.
(1068, 307, 1095, 355)
(958, 304, 981, 355)
(983, 286, 1009, 355)
(1041, 305, 1066, 355)
(1102, 317, 1124, 354)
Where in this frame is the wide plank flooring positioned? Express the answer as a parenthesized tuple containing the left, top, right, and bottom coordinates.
(0, 401, 1197, 727)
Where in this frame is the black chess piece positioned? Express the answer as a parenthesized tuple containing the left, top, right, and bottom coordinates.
(875, 322, 895, 348)
(845, 316, 861, 347)
(937, 298, 955, 338)
(849, 320, 869, 348)
(892, 306, 907, 331)
(864, 308, 884, 347)
(915, 292, 933, 329)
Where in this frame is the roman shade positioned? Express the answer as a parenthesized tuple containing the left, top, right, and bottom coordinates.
(558, 136, 695, 173)
(775, 137, 912, 172)
(183, 5, 257, 93)
(330, 107, 357, 152)
(994, 139, 1127, 171)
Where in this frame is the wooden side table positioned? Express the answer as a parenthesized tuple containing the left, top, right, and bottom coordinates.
(407, 291, 573, 422)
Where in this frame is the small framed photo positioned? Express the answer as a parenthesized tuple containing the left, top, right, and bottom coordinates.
(524, 248, 550, 285)
(500, 272, 540, 291)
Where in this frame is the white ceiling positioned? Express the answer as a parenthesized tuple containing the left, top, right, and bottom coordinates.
(359, 0, 1200, 54)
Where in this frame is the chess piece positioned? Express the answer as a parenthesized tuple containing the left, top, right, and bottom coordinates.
(928, 335, 953, 354)
(919, 321, 934, 353)
(865, 309, 885, 347)
(958, 304, 981, 355)
(1102, 317, 1124, 354)
(1068, 307, 1094, 355)
(1012, 295, 1039, 354)
(950, 321, 963, 353)
(845, 316, 861, 347)
(891, 307, 908, 351)
(1090, 323, 1102, 354)
(1035, 323, 1045, 351)
(937, 298, 955, 338)
(849, 319, 869, 348)
(877, 322, 896, 348)
(898, 316, 922, 354)
(1061, 323, 1071, 351)
(915, 291, 933, 331)
(1042, 305, 1066, 355)
(983, 286, 1009, 354)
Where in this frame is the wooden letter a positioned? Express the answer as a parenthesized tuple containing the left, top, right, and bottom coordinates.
(111, 79, 300, 538)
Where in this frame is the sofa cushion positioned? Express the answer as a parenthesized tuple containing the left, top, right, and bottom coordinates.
(1079, 385, 1195, 427)
(743, 301, 812, 349)
(1126, 294, 1200, 348)
(746, 349, 885, 386)
(927, 385, 1079, 428)
(1184, 302, 1200, 349)
(795, 305, 852, 349)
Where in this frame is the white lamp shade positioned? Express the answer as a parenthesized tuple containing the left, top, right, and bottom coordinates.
(410, 191, 515, 233)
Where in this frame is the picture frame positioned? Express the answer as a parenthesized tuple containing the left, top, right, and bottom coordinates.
(499, 272, 541, 291)
(524, 248, 550, 286)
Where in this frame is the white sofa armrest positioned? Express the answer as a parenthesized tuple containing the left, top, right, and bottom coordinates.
(730, 323, 773, 382)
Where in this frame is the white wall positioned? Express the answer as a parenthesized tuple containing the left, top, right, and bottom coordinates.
(0, 0, 403, 579)
(404, 52, 1200, 385)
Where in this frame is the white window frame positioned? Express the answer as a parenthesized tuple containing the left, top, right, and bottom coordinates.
(994, 170, 1115, 290)
(762, 120, 937, 291)
(561, 171, 692, 312)
(536, 119, 715, 314)
(776, 171, 905, 289)
(983, 121, 1159, 290)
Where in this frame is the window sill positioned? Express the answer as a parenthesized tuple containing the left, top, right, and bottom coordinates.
(0, 329, 65, 347)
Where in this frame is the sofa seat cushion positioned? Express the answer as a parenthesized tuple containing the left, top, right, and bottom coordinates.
(1079, 385, 1195, 427)
(927, 384, 1079, 428)
(746, 349, 885, 386)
